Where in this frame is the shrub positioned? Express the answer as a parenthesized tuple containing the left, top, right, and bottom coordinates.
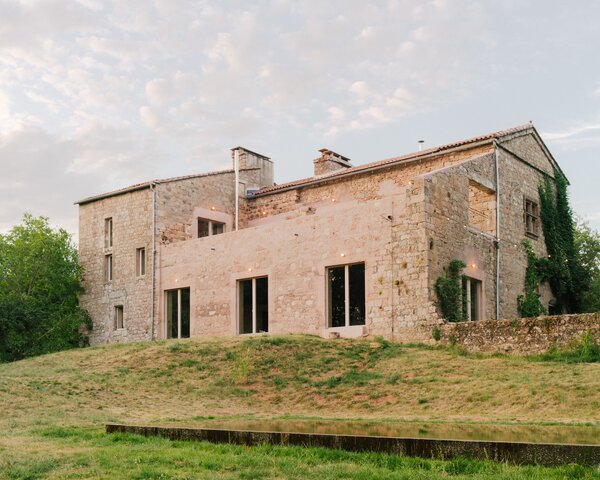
(537, 333, 600, 363)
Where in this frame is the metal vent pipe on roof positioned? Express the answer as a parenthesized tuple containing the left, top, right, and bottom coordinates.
(418, 140, 425, 151)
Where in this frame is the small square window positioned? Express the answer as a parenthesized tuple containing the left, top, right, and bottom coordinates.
(136, 247, 146, 277)
(105, 218, 113, 249)
(105, 254, 113, 282)
(211, 222, 224, 235)
(114, 305, 124, 330)
(524, 198, 539, 238)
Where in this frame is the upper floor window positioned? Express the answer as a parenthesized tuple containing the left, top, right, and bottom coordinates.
(136, 247, 146, 277)
(105, 254, 113, 282)
(327, 262, 365, 328)
(524, 197, 539, 238)
(468, 181, 496, 236)
(104, 217, 113, 249)
(198, 218, 225, 238)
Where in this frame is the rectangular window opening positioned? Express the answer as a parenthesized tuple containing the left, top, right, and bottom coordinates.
(136, 247, 146, 277)
(105, 254, 113, 282)
(105, 217, 113, 249)
(462, 277, 482, 321)
(238, 277, 268, 334)
(198, 218, 225, 238)
(328, 263, 365, 328)
(524, 198, 539, 238)
(166, 288, 191, 339)
(114, 305, 123, 330)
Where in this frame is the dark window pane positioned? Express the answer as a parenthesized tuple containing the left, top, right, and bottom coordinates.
(470, 280, 479, 321)
(328, 266, 345, 327)
(212, 222, 224, 235)
(181, 288, 190, 338)
(239, 279, 253, 334)
(167, 290, 178, 339)
(349, 263, 365, 326)
(255, 277, 268, 333)
(462, 277, 468, 320)
(198, 219, 209, 238)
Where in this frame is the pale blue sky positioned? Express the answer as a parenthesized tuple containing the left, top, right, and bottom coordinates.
(1, 0, 599, 235)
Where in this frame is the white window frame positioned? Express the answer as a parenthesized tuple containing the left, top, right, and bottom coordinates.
(238, 276, 268, 335)
(327, 262, 366, 328)
(136, 247, 146, 277)
(165, 287, 190, 339)
(463, 277, 482, 321)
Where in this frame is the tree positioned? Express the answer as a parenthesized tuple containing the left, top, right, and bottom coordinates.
(574, 218, 600, 313)
(0, 214, 91, 362)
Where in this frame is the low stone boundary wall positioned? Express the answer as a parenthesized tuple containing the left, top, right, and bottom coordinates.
(431, 313, 600, 354)
(106, 424, 600, 467)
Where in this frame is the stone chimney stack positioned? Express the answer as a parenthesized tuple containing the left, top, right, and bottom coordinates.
(231, 147, 274, 193)
(313, 149, 352, 176)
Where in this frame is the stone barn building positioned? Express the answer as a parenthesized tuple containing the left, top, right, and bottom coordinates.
(77, 123, 562, 344)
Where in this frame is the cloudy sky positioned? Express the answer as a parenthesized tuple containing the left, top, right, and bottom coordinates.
(1, 0, 600, 237)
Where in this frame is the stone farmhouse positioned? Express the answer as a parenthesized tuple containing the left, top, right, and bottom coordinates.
(77, 123, 562, 345)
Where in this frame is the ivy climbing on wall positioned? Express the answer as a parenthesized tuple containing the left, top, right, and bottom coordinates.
(517, 239, 547, 317)
(538, 171, 590, 313)
(435, 260, 466, 322)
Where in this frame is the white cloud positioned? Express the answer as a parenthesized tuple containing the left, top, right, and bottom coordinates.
(1, 0, 600, 234)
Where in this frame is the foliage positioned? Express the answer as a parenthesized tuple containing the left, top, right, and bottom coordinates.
(517, 240, 547, 317)
(0, 214, 91, 362)
(431, 326, 442, 341)
(538, 172, 590, 313)
(574, 218, 600, 312)
(435, 260, 466, 322)
(535, 333, 600, 363)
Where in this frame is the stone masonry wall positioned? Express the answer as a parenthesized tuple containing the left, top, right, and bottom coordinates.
(156, 172, 236, 245)
(431, 313, 600, 354)
(158, 188, 416, 339)
(243, 145, 495, 225)
(79, 188, 153, 344)
(496, 135, 554, 318)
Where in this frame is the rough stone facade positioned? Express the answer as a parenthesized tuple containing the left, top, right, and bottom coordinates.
(77, 124, 572, 345)
(428, 313, 600, 355)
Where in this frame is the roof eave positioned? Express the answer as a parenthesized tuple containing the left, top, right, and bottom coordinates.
(252, 137, 497, 198)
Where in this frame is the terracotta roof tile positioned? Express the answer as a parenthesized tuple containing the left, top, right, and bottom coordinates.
(254, 124, 533, 195)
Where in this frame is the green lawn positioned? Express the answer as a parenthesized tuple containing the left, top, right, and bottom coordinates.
(1, 335, 599, 479)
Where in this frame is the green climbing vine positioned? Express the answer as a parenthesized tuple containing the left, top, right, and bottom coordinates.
(517, 239, 546, 317)
(435, 260, 466, 322)
(537, 170, 590, 313)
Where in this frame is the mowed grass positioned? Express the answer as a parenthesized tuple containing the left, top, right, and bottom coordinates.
(1, 335, 599, 479)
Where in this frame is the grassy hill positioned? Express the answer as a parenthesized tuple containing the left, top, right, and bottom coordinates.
(1, 335, 599, 479)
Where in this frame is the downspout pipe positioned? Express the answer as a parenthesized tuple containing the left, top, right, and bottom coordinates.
(493, 141, 501, 320)
(150, 182, 157, 340)
(234, 149, 240, 231)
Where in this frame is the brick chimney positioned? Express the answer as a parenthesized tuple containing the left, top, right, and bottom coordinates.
(313, 149, 352, 176)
